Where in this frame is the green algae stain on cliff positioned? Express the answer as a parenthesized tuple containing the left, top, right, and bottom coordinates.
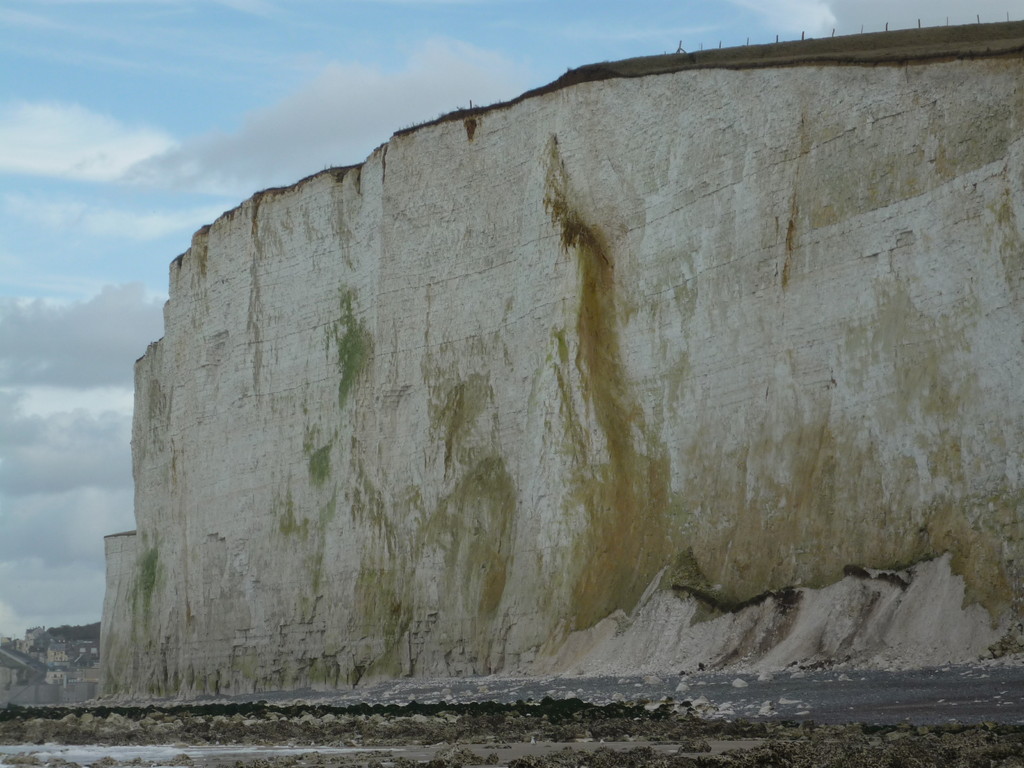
(136, 545, 160, 620)
(348, 450, 408, 678)
(551, 330, 589, 463)
(348, 483, 430, 681)
(307, 443, 332, 487)
(319, 486, 339, 525)
(669, 271, 1016, 619)
(276, 484, 309, 538)
(127, 541, 162, 670)
(327, 287, 372, 408)
(193, 234, 209, 278)
(992, 189, 1024, 303)
(300, 487, 339, 615)
(351, 499, 410, 682)
(427, 455, 517, 618)
(408, 454, 517, 670)
(543, 135, 676, 630)
(350, 451, 389, 530)
(351, 360, 520, 674)
(229, 647, 259, 690)
(417, 363, 518, 665)
(303, 422, 334, 488)
(429, 373, 492, 473)
(353, 568, 408, 682)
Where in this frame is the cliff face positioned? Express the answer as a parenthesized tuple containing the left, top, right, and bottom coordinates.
(103, 27, 1024, 696)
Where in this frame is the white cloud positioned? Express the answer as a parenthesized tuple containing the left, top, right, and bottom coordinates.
(0, 398, 132, 497)
(323, 0, 502, 3)
(0, 598, 23, 638)
(727, 0, 837, 36)
(825, 0, 1019, 32)
(732, 0, 1022, 37)
(14, 385, 134, 419)
(6, 0, 273, 7)
(4, 194, 228, 242)
(0, 558, 113, 638)
(0, 359, 137, 636)
(0, 284, 160, 631)
(0, 283, 147, 637)
(0, 484, 134, 565)
(0, 283, 164, 388)
(0, 272, 130, 304)
(0, 101, 175, 182)
(560, 22, 719, 43)
(0, 8, 64, 29)
(1, 39, 531, 198)
(127, 38, 534, 196)
(213, 0, 277, 13)
(0, 387, 135, 636)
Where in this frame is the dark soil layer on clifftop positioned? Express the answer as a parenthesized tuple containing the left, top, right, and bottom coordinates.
(399, 20, 1024, 137)
(3, 701, 1024, 767)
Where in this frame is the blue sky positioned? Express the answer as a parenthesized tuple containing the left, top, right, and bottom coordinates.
(0, 0, 1018, 638)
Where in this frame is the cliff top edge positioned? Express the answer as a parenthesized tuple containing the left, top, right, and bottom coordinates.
(176, 20, 1024, 263)
(402, 19, 1024, 136)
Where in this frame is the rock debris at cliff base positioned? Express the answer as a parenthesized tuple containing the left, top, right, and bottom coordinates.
(4, 702, 1024, 767)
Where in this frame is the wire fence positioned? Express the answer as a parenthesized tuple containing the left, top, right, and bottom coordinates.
(677, 11, 1020, 55)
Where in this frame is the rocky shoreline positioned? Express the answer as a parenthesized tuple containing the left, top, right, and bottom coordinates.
(3, 699, 1024, 767)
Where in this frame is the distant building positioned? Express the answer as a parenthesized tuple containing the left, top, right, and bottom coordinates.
(47, 645, 69, 666)
(69, 665, 101, 684)
(15, 627, 52, 661)
(68, 641, 100, 666)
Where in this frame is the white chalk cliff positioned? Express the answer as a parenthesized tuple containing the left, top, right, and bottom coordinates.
(103, 23, 1024, 696)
